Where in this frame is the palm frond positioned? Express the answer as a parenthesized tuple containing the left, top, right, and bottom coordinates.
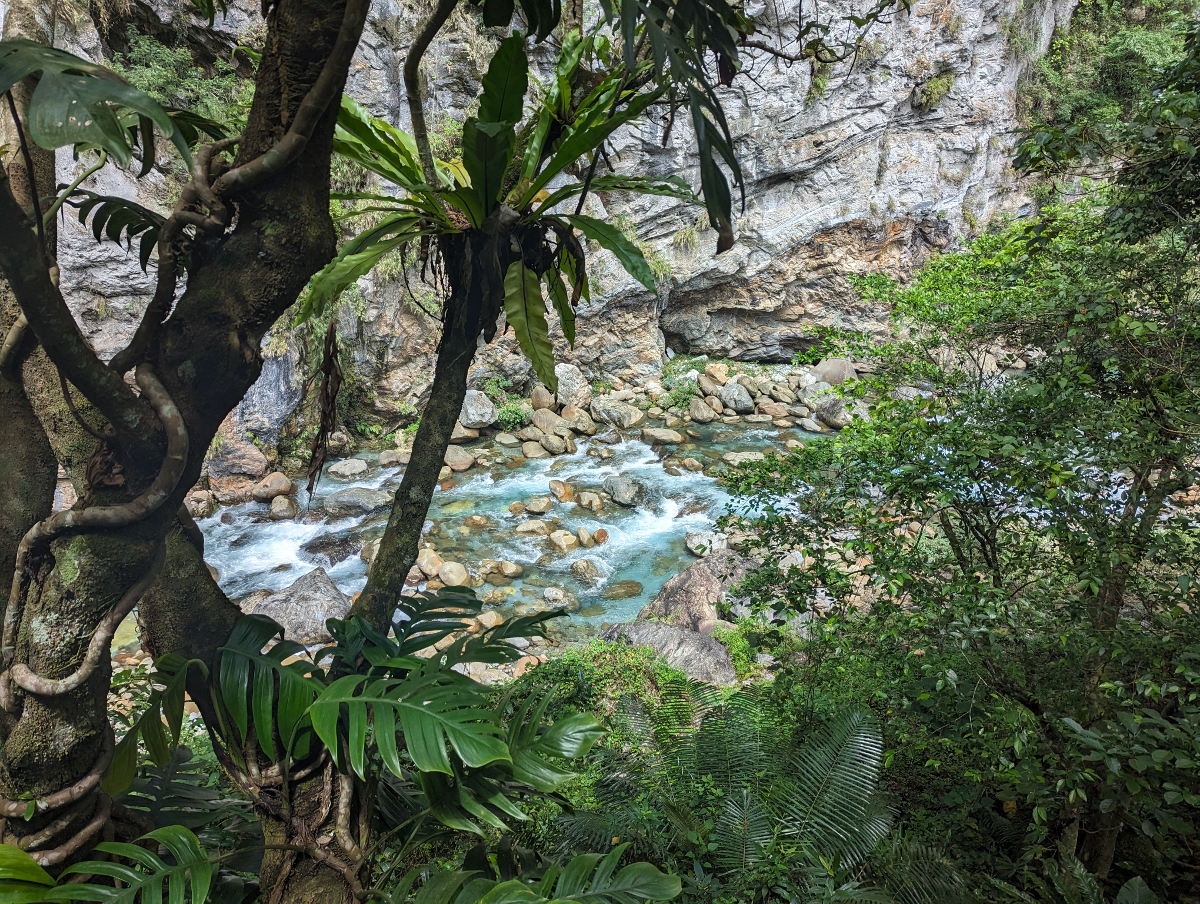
(714, 789, 774, 873)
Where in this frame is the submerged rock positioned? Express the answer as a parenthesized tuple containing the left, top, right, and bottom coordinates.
(571, 558, 601, 583)
(241, 567, 351, 645)
(269, 494, 299, 521)
(601, 622, 736, 686)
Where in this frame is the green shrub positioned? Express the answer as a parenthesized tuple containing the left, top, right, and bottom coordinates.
(496, 401, 527, 431)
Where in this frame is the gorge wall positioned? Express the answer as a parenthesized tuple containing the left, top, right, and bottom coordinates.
(20, 0, 1075, 443)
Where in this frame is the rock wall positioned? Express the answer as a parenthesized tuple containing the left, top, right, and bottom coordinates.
(26, 0, 1075, 432)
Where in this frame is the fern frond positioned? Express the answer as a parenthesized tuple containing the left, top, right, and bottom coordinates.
(714, 789, 773, 873)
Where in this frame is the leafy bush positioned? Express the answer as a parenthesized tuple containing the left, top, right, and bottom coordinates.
(496, 400, 528, 431)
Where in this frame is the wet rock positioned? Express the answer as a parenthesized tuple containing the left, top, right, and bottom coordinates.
(444, 446, 475, 472)
(522, 441, 550, 459)
(301, 533, 360, 568)
(508, 501, 527, 515)
(241, 567, 350, 645)
(571, 558, 601, 583)
(638, 551, 758, 634)
(324, 487, 393, 518)
(814, 357, 857, 386)
(417, 547, 444, 577)
(210, 476, 256, 505)
(540, 434, 567, 455)
(593, 528, 609, 544)
(704, 362, 729, 385)
(531, 385, 556, 410)
(269, 494, 299, 521)
(560, 405, 597, 435)
(327, 458, 369, 480)
(515, 519, 551, 536)
(253, 471, 297, 502)
(577, 491, 604, 512)
(601, 579, 641, 599)
(549, 479, 575, 502)
(554, 363, 591, 410)
(682, 458, 704, 472)
(495, 432, 521, 446)
(549, 530, 579, 553)
(185, 488, 217, 519)
(361, 538, 381, 565)
(689, 397, 716, 424)
(526, 496, 552, 514)
(438, 561, 469, 587)
(590, 396, 645, 429)
(577, 527, 594, 548)
(379, 449, 407, 467)
(602, 474, 641, 507)
(601, 622, 736, 686)
(449, 421, 480, 443)
(463, 514, 491, 528)
(685, 531, 728, 557)
(718, 381, 754, 413)
(642, 428, 685, 445)
(460, 389, 498, 428)
(500, 560, 524, 577)
(722, 451, 765, 467)
(813, 395, 853, 430)
(799, 417, 827, 433)
(593, 430, 622, 444)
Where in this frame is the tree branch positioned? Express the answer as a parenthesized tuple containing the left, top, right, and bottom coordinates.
(404, 0, 459, 185)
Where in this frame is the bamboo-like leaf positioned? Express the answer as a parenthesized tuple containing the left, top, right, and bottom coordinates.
(564, 214, 656, 293)
(502, 260, 557, 391)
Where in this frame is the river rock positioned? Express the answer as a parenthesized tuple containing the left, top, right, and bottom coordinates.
(301, 533, 360, 568)
(706, 396, 723, 414)
(787, 405, 811, 419)
(642, 427, 685, 445)
(460, 390, 498, 428)
(532, 408, 569, 434)
(540, 434, 566, 455)
(704, 362, 729, 385)
(571, 558, 601, 583)
(602, 474, 642, 507)
(799, 418, 827, 433)
(360, 538, 381, 566)
(757, 401, 789, 418)
(682, 458, 704, 472)
(560, 405, 597, 435)
(522, 441, 550, 459)
(416, 547, 444, 577)
(549, 530, 579, 553)
(689, 397, 716, 423)
(185, 487, 217, 518)
(602, 579, 641, 599)
(324, 487, 393, 518)
(577, 526, 594, 548)
(717, 381, 754, 413)
(722, 451, 765, 467)
(269, 494, 299, 520)
(531, 385, 556, 410)
(555, 363, 591, 410)
(210, 476, 255, 505)
(685, 531, 728, 557)
(444, 446, 475, 471)
(814, 357, 857, 386)
(449, 421, 480, 443)
(593, 529, 609, 544)
(590, 396, 645, 429)
(438, 561, 469, 587)
(577, 491, 603, 512)
(639, 552, 758, 634)
(379, 449, 407, 467)
(515, 519, 551, 536)
(518, 425, 545, 442)
(800, 381, 834, 401)
(495, 432, 521, 446)
(500, 560, 523, 577)
(241, 567, 350, 645)
(549, 479, 575, 502)
(207, 432, 269, 480)
(526, 496, 552, 513)
(327, 458, 368, 480)
(253, 471, 296, 502)
(813, 395, 854, 430)
(601, 622, 736, 686)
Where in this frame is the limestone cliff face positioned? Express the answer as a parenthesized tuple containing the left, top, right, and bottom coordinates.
(32, 0, 1074, 431)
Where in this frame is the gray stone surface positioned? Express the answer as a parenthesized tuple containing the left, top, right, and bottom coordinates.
(601, 622, 737, 686)
(241, 567, 351, 645)
(813, 394, 854, 430)
(718, 381, 754, 414)
(324, 487, 393, 518)
(814, 357, 857, 386)
(459, 389, 498, 429)
(603, 474, 642, 507)
(639, 552, 758, 634)
(554, 363, 592, 410)
(591, 396, 646, 429)
(327, 459, 369, 480)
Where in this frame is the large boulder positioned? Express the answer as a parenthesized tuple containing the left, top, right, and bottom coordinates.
(324, 487, 393, 518)
(269, 494, 299, 520)
(555, 363, 592, 410)
(602, 474, 642, 507)
(209, 476, 256, 505)
(601, 622, 736, 686)
(532, 408, 570, 435)
(327, 458, 368, 480)
(560, 405, 597, 435)
(241, 567, 351, 645)
(450, 421, 480, 443)
(207, 433, 269, 480)
(814, 357, 857, 386)
(591, 396, 645, 429)
(813, 395, 853, 430)
(444, 445, 476, 471)
(638, 552, 758, 634)
(689, 397, 716, 424)
(641, 428, 685, 445)
(717, 381, 754, 414)
(252, 472, 296, 502)
(459, 390, 498, 429)
(531, 385, 556, 410)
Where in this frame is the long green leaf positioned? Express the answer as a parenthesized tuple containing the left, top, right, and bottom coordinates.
(545, 270, 575, 347)
(58, 826, 214, 904)
(502, 261, 557, 391)
(478, 35, 529, 126)
(564, 214, 656, 293)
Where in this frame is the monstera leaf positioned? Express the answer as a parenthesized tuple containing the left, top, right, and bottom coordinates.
(0, 40, 189, 169)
